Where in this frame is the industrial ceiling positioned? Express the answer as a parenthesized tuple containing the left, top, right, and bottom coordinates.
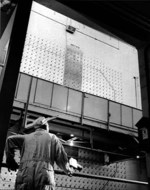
(55, 0, 150, 48)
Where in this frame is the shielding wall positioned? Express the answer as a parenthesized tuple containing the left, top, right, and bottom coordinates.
(0, 147, 148, 190)
(19, 2, 141, 109)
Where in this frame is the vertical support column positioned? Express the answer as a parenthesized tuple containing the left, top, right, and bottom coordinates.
(146, 153, 150, 189)
(138, 44, 150, 188)
(144, 45, 150, 189)
(107, 101, 110, 131)
(21, 77, 33, 132)
(138, 45, 150, 117)
(0, 0, 33, 167)
(0, 7, 16, 64)
(144, 45, 150, 116)
(80, 92, 85, 125)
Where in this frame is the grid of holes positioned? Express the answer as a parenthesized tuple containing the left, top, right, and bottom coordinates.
(55, 175, 111, 190)
(0, 147, 141, 190)
(82, 56, 123, 102)
(20, 34, 65, 84)
(54, 149, 127, 190)
(63, 45, 83, 90)
(20, 33, 123, 103)
(0, 151, 20, 189)
(76, 149, 127, 190)
(0, 167, 16, 189)
(55, 176, 127, 190)
(78, 149, 126, 178)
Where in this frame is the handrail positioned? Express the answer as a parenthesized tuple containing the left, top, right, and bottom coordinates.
(1, 163, 148, 185)
(55, 169, 148, 186)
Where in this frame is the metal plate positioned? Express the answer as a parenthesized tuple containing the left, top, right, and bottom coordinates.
(84, 94, 108, 121)
(122, 105, 133, 128)
(133, 109, 142, 129)
(19, 2, 141, 108)
(67, 89, 82, 114)
(0, 138, 147, 190)
(15, 74, 31, 101)
(64, 45, 83, 90)
(51, 84, 68, 111)
(20, 10, 66, 85)
(109, 101, 121, 125)
(34, 79, 53, 106)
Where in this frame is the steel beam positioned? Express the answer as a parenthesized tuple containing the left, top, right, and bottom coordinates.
(0, 163, 148, 186)
(0, 0, 33, 168)
(55, 169, 148, 186)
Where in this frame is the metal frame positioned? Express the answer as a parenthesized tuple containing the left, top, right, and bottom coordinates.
(0, 0, 33, 168)
(55, 169, 148, 186)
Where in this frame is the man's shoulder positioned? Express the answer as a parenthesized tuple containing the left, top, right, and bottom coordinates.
(48, 132, 57, 138)
(48, 132, 60, 141)
(6, 134, 25, 143)
(7, 134, 24, 139)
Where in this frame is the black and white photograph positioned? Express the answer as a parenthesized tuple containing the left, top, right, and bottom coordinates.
(0, 0, 150, 189)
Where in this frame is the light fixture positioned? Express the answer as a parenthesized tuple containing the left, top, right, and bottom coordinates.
(136, 155, 140, 159)
(70, 140, 74, 146)
(66, 25, 76, 34)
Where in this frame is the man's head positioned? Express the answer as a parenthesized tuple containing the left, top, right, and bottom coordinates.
(33, 116, 58, 132)
(34, 117, 49, 132)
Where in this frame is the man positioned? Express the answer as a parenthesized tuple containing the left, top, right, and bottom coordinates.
(5, 116, 74, 190)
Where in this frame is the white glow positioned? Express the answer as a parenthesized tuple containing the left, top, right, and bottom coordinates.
(70, 140, 74, 146)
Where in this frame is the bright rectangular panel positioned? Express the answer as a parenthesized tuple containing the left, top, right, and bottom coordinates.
(84, 94, 108, 121)
(16, 74, 31, 101)
(133, 109, 142, 128)
(122, 105, 133, 128)
(64, 45, 83, 90)
(67, 89, 82, 114)
(109, 101, 121, 125)
(34, 79, 53, 106)
(51, 84, 68, 111)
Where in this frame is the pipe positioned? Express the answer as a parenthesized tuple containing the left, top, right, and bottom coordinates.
(22, 77, 33, 130)
(80, 92, 85, 125)
(63, 143, 133, 158)
(133, 76, 138, 108)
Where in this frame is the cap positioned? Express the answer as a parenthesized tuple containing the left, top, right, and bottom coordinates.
(34, 117, 47, 129)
